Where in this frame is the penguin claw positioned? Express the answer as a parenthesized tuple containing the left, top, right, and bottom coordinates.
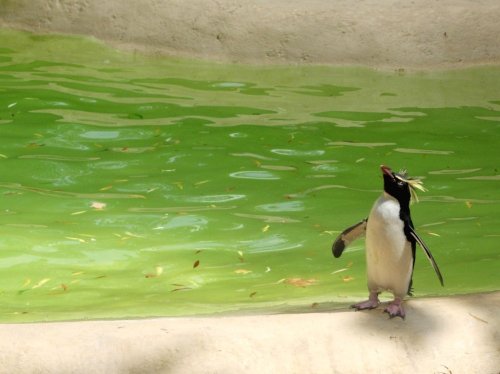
(384, 302, 406, 319)
(351, 299, 379, 311)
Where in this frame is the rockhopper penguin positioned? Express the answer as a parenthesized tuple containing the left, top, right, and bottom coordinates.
(332, 165, 444, 318)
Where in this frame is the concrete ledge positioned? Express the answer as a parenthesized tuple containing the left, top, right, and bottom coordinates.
(0, 292, 498, 373)
(1, 0, 500, 68)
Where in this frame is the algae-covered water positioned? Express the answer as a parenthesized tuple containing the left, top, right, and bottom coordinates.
(0, 29, 499, 322)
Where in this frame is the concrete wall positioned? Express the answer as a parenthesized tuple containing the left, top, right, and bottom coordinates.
(1, 0, 500, 68)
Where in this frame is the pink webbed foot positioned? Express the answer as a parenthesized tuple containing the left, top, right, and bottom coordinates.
(384, 299, 405, 319)
(351, 292, 380, 311)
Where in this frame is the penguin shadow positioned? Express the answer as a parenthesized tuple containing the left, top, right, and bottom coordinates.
(346, 298, 441, 346)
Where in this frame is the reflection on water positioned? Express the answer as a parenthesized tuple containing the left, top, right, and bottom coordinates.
(0, 30, 499, 322)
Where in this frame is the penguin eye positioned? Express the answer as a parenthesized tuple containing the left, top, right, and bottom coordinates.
(396, 180, 405, 187)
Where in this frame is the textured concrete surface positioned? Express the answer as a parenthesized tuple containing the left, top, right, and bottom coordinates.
(0, 292, 498, 374)
(1, 0, 500, 68)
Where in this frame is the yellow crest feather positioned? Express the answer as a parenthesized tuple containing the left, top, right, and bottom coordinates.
(394, 169, 427, 203)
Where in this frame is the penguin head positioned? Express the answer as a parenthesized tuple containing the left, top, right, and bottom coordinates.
(380, 165, 426, 205)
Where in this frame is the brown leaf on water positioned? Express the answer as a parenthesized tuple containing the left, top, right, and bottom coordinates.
(465, 201, 473, 209)
(193, 260, 200, 269)
(171, 287, 192, 292)
(284, 278, 317, 287)
(26, 143, 44, 149)
(342, 275, 354, 282)
(249, 291, 257, 298)
(145, 266, 164, 278)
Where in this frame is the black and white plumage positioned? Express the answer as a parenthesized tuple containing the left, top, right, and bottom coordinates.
(332, 165, 443, 318)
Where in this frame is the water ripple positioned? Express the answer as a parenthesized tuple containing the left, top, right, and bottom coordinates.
(429, 168, 482, 175)
(186, 194, 246, 203)
(271, 149, 325, 156)
(394, 148, 453, 155)
(328, 141, 395, 147)
(233, 213, 300, 223)
(256, 201, 304, 212)
(229, 171, 279, 180)
(0, 183, 145, 199)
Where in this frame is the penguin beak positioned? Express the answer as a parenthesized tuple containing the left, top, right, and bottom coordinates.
(380, 165, 393, 177)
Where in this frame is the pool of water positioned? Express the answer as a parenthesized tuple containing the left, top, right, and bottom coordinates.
(0, 29, 499, 322)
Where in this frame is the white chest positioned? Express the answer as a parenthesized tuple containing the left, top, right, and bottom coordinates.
(366, 195, 407, 256)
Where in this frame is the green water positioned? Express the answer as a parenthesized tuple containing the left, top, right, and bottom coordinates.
(0, 29, 499, 322)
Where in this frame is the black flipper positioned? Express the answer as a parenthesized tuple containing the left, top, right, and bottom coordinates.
(409, 227, 444, 286)
(332, 219, 367, 258)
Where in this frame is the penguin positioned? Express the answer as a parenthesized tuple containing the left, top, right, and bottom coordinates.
(332, 165, 443, 318)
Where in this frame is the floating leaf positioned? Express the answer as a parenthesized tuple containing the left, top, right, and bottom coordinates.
(194, 180, 210, 186)
(26, 143, 44, 148)
(262, 224, 270, 232)
(234, 269, 252, 275)
(99, 185, 113, 191)
(342, 275, 354, 282)
(331, 268, 348, 275)
(249, 291, 257, 298)
(284, 278, 317, 287)
(171, 286, 192, 292)
(193, 260, 200, 269)
(91, 201, 106, 210)
(32, 278, 50, 289)
(65, 237, 86, 243)
(124, 231, 144, 238)
(145, 266, 164, 278)
(466, 201, 473, 209)
(71, 210, 87, 215)
(171, 284, 192, 292)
